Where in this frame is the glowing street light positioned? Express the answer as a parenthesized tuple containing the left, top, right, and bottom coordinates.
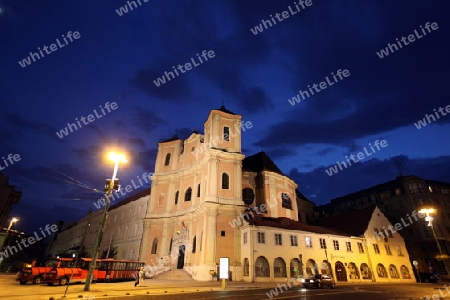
(84, 151, 127, 291)
(2, 217, 18, 249)
(419, 208, 450, 275)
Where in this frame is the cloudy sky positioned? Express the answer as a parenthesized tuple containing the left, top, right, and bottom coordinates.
(1, 0, 449, 232)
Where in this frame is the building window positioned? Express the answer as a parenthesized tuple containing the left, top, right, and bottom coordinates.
(346, 241, 352, 252)
(290, 235, 298, 246)
(373, 244, 380, 254)
(221, 231, 225, 236)
(320, 238, 327, 249)
(389, 264, 399, 278)
(357, 242, 364, 253)
(151, 238, 158, 254)
(333, 240, 339, 250)
(242, 188, 255, 205)
(192, 236, 196, 253)
(255, 256, 270, 277)
(257, 232, 265, 244)
(174, 191, 179, 204)
(185, 187, 192, 201)
(197, 183, 201, 197)
(275, 234, 282, 245)
(387, 229, 393, 238)
(281, 193, 292, 209)
(169, 238, 172, 255)
(222, 173, 229, 189)
(385, 245, 392, 255)
(164, 153, 171, 166)
(223, 126, 230, 141)
(243, 232, 248, 244)
(396, 245, 403, 256)
(305, 237, 312, 248)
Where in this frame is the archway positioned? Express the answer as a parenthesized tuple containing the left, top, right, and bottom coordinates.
(255, 256, 270, 277)
(321, 260, 332, 276)
(360, 263, 372, 280)
(335, 261, 347, 281)
(305, 259, 318, 276)
(274, 257, 287, 277)
(290, 258, 300, 278)
(348, 262, 360, 279)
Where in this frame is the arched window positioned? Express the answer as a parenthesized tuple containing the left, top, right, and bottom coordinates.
(400, 265, 411, 279)
(174, 191, 179, 204)
(376, 263, 387, 278)
(164, 153, 171, 166)
(281, 193, 292, 209)
(242, 188, 255, 205)
(255, 256, 270, 277)
(197, 183, 201, 197)
(192, 236, 196, 253)
(223, 127, 230, 141)
(222, 173, 229, 189)
(360, 263, 372, 279)
(389, 264, 399, 278)
(185, 187, 192, 201)
(274, 257, 287, 277)
(151, 238, 158, 254)
(244, 258, 249, 276)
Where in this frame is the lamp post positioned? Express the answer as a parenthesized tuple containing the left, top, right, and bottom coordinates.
(419, 208, 450, 275)
(84, 152, 126, 291)
(3, 217, 18, 249)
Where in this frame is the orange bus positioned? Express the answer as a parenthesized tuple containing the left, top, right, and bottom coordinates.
(45, 258, 145, 285)
(45, 258, 99, 285)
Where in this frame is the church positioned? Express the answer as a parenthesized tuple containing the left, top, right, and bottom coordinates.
(138, 106, 416, 283)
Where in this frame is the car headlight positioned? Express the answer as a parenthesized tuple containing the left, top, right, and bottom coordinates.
(301, 279, 305, 282)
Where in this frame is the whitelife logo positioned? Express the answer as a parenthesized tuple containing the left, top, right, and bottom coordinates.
(376, 22, 438, 59)
(153, 50, 215, 87)
(325, 139, 388, 176)
(0, 224, 58, 261)
(115, 0, 149, 16)
(0, 153, 21, 171)
(414, 104, 450, 129)
(250, 0, 313, 35)
(55, 102, 118, 139)
(18, 31, 81, 68)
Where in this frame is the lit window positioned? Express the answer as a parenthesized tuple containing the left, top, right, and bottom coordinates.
(373, 244, 380, 254)
(243, 232, 248, 244)
(223, 127, 230, 141)
(305, 237, 312, 248)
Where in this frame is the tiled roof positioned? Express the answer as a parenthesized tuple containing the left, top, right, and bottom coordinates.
(217, 105, 236, 115)
(242, 152, 285, 175)
(252, 216, 351, 236)
(311, 205, 377, 236)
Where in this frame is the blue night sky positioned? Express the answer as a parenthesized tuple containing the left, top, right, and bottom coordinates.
(1, 0, 449, 233)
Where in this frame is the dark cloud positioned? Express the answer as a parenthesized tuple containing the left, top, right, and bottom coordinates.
(132, 106, 166, 132)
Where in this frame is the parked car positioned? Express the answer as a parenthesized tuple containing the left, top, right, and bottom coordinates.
(301, 274, 336, 288)
(419, 272, 440, 283)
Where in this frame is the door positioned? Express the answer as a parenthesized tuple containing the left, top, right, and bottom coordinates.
(177, 245, 185, 269)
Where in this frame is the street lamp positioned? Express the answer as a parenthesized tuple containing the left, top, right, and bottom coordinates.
(84, 151, 126, 291)
(419, 208, 450, 275)
(3, 217, 18, 249)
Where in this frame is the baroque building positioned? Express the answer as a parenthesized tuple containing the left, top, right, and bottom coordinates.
(138, 106, 415, 283)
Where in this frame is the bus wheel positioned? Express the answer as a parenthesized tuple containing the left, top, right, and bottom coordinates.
(33, 276, 42, 284)
(19, 281, 27, 285)
(60, 277, 69, 285)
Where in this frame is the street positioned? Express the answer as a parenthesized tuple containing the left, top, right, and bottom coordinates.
(0, 274, 445, 300)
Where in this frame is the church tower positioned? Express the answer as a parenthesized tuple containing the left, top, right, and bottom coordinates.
(140, 106, 246, 280)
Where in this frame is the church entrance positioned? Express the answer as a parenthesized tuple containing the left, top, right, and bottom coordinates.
(177, 245, 185, 269)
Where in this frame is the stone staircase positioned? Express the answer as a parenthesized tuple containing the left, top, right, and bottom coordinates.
(151, 269, 194, 281)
